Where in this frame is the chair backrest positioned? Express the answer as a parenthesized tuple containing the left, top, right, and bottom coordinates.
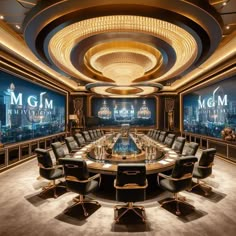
(149, 130, 154, 137)
(199, 148, 216, 167)
(35, 148, 53, 179)
(164, 133, 176, 148)
(88, 130, 96, 140)
(172, 137, 186, 154)
(92, 130, 99, 139)
(83, 131, 92, 142)
(116, 163, 147, 202)
(154, 130, 160, 141)
(158, 131, 167, 143)
(65, 136, 79, 153)
(184, 142, 199, 156)
(116, 163, 146, 187)
(51, 142, 67, 160)
(171, 156, 198, 191)
(60, 158, 90, 194)
(96, 129, 102, 137)
(151, 130, 157, 139)
(61, 158, 89, 180)
(171, 156, 198, 178)
(74, 133, 86, 146)
(35, 148, 52, 168)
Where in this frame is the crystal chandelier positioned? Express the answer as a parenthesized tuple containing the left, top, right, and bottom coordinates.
(98, 100, 112, 119)
(137, 100, 151, 119)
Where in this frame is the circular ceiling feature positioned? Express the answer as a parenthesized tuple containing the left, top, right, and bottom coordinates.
(48, 15, 198, 83)
(106, 86, 143, 95)
(86, 82, 163, 97)
(23, 0, 223, 96)
(102, 63, 145, 85)
(84, 41, 162, 84)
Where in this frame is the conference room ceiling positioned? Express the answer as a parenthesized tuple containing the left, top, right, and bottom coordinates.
(0, 0, 235, 97)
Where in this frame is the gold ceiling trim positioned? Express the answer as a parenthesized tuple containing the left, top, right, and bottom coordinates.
(84, 41, 162, 84)
(48, 15, 198, 84)
(90, 85, 159, 96)
(106, 86, 143, 95)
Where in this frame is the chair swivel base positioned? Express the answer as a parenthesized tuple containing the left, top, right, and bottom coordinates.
(40, 180, 66, 198)
(68, 195, 100, 217)
(161, 193, 195, 216)
(114, 202, 146, 222)
(190, 180, 212, 196)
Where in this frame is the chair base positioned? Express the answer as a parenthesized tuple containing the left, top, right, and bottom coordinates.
(161, 193, 194, 216)
(40, 180, 66, 198)
(190, 179, 212, 196)
(114, 202, 146, 222)
(67, 195, 100, 217)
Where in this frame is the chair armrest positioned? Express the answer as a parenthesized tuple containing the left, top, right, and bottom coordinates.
(197, 162, 214, 169)
(158, 173, 170, 179)
(38, 164, 63, 170)
(66, 173, 101, 184)
(157, 172, 170, 185)
(114, 179, 148, 190)
(158, 172, 192, 183)
(88, 173, 101, 181)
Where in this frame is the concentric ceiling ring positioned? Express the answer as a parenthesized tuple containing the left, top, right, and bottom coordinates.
(86, 82, 163, 97)
(23, 0, 223, 96)
(47, 15, 198, 84)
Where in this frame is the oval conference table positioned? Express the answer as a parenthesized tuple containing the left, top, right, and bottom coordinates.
(72, 134, 179, 176)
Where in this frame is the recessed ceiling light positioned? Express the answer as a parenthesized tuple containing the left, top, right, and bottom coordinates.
(0, 15, 4, 20)
(226, 25, 230, 30)
(15, 25, 21, 29)
(222, 2, 227, 6)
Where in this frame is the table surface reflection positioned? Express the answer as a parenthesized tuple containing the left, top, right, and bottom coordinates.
(73, 138, 178, 175)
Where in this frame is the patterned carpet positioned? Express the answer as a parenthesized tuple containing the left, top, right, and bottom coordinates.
(0, 153, 236, 236)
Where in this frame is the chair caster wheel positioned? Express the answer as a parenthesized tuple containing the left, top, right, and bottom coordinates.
(84, 212, 89, 217)
(176, 211, 181, 216)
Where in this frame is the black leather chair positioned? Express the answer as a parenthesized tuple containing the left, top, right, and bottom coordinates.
(172, 137, 186, 154)
(164, 133, 176, 148)
(151, 130, 157, 139)
(114, 163, 148, 222)
(96, 129, 102, 138)
(74, 133, 87, 147)
(60, 158, 101, 216)
(92, 129, 99, 139)
(190, 148, 216, 195)
(154, 130, 160, 141)
(88, 130, 96, 140)
(83, 131, 92, 142)
(158, 156, 198, 215)
(35, 148, 65, 198)
(158, 131, 167, 143)
(147, 130, 151, 137)
(182, 142, 199, 156)
(148, 130, 153, 137)
(51, 142, 71, 161)
(65, 136, 81, 153)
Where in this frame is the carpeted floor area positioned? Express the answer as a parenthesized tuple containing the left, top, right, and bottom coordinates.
(0, 152, 236, 236)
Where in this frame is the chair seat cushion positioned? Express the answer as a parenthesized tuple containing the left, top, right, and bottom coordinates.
(67, 179, 99, 195)
(160, 178, 191, 193)
(193, 166, 212, 179)
(47, 168, 64, 180)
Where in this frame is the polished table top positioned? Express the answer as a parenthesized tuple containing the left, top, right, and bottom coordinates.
(72, 134, 178, 175)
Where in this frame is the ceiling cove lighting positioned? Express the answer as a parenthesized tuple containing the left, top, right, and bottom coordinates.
(23, 0, 223, 96)
(48, 15, 198, 84)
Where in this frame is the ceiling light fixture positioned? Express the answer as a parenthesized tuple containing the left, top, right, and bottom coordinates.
(48, 15, 198, 84)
